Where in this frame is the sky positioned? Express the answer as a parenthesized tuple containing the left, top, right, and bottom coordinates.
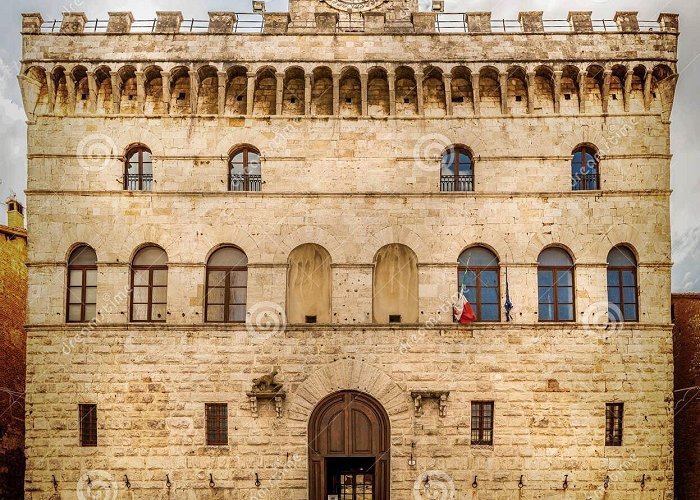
(0, 0, 697, 292)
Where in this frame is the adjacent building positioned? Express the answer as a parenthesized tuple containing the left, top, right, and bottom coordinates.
(0, 197, 28, 499)
(18, 1, 679, 498)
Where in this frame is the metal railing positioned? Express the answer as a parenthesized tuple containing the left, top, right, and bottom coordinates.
(40, 14, 265, 34)
(434, 15, 661, 33)
(572, 173, 599, 191)
(230, 174, 262, 192)
(440, 175, 474, 192)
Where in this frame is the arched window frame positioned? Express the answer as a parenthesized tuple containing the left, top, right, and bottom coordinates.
(571, 144, 600, 191)
(130, 246, 168, 323)
(606, 246, 639, 322)
(124, 145, 153, 191)
(440, 146, 474, 192)
(204, 246, 248, 323)
(66, 245, 97, 323)
(229, 146, 261, 192)
(537, 247, 575, 322)
(457, 246, 500, 322)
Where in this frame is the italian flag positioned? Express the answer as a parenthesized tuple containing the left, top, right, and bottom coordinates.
(454, 279, 476, 324)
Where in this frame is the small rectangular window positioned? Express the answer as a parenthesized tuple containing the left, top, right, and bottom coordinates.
(515, 95, 523, 102)
(605, 403, 623, 446)
(206, 403, 228, 446)
(471, 401, 494, 445)
(236, 95, 244, 101)
(389, 315, 402, 323)
(451, 96, 464, 103)
(564, 93, 572, 100)
(79, 404, 97, 447)
(611, 94, 618, 100)
(305, 315, 317, 324)
(403, 97, 410, 103)
(345, 97, 352, 104)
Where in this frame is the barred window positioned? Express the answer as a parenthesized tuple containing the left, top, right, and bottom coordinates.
(229, 146, 261, 192)
(124, 145, 153, 191)
(605, 403, 624, 446)
(205, 403, 228, 445)
(79, 404, 97, 447)
(440, 146, 474, 192)
(471, 401, 494, 445)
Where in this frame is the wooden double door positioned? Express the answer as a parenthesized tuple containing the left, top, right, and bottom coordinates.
(308, 391, 390, 500)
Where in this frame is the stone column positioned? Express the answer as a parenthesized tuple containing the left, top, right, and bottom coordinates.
(47, 75, 55, 113)
(360, 72, 368, 116)
(388, 71, 396, 116)
(107, 12, 134, 33)
(217, 71, 227, 115)
(416, 75, 424, 116)
(135, 71, 146, 113)
(553, 70, 562, 114)
(658, 13, 679, 33)
(246, 72, 256, 115)
(601, 69, 612, 114)
(332, 72, 340, 116)
(304, 74, 312, 115)
(110, 71, 122, 114)
(613, 11, 639, 32)
(208, 12, 237, 33)
(66, 75, 76, 115)
(623, 69, 633, 112)
(61, 12, 87, 33)
(518, 11, 543, 32)
(568, 11, 593, 32)
(443, 74, 452, 116)
(160, 71, 171, 114)
(499, 72, 508, 115)
(87, 71, 98, 113)
(190, 70, 199, 114)
(471, 72, 480, 116)
(466, 12, 491, 33)
(577, 72, 586, 113)
(276, 72, 284, 116)
(155, 11, 183, 33)
(21, 13, 43, 34)
(643, 71, 653, 111)
(526, 71, 535, 114)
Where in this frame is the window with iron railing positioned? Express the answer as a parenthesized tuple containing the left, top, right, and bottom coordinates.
(205, 403, 228, 445)
(440, 146, 474, 192)
(229, 146, 262, 192)
(571, 145, 600, 191)
(124, 146, 153, 191)
(605, 403, 623, 446)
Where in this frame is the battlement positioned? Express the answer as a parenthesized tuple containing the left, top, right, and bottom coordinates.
(22, 11, 679, 35)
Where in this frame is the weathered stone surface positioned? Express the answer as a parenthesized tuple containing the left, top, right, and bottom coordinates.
(107, 12, 133, 33)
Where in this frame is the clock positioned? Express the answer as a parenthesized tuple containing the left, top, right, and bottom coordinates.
(322, 0, 387, 13)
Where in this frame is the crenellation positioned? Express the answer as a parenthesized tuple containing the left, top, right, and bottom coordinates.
(155, 11, 183, 34)
(568, 11, 593, 33)
(466, 11, 491, 33)
(106, 11, 134, 34)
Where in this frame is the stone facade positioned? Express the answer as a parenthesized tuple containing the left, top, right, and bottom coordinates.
(19, 1, 678, 498)
(672, 294, 700, 500)
(0, 198, 28, 499)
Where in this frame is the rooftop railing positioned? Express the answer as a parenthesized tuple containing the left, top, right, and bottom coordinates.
(434, 15, 662, 33)
(39, 14, 265, 33)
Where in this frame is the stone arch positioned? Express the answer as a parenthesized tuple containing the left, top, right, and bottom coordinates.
(651, 64, 677, 119)
(311, 66, 333, 116)
(288, 358, 408, 424)
(506, 65, 528, 115)
(629, 65, 646, 113)
(225, 65, 248, 115)
(395, 65, 417, 116)
(533, 65, 554, 114)
(197, 65, 219, 114)
(367, 66, 389, 117)
(585, 223, 657, 264)
(422, 65, 446, 117)
(363, 225, 430, 264)
(94, 65, 113, 115)
(143, 65, 164, 115)
(22, 66, 49, 117)
(585, 64, 605, 114)
(524, 228, 584, 264)
(479, 66, 501, 116)
(118, 65, 138, 114)
(283, 66, 305, 115)
(286, 243, 332, 324)
(609, 64, 627, 113)
(71, 65, 89, 115)
(372, 244, 418, 324)
(169, 66, 191, 115)
(450, 65, 473, 116)
(560, 65, 580, 114)
(254, 66, 277, 115)
(339, 66, 361, 117)
(51, 66, 69, 115)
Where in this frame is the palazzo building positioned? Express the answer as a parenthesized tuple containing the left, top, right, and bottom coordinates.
(18, 0, 679, 498)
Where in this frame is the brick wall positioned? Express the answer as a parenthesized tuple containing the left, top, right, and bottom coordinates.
(0, 227, 28, 499)
(672, 294, 700, 500)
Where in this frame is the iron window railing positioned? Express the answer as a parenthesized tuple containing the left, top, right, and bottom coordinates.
(440, 174, 474, 192)
(124, 173, 153, 191)
(572, 173, 599, 191)
(229, 173, 262, 192)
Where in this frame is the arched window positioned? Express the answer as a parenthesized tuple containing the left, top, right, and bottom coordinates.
(130, 246, 168, 322)
(537, 247, 574, 322)
(124, 145, 153, 191)
(205, 246, 248, 323)
(229, 146, 261, 192)
(571, 145, 599, 191)
(458, 246, 500, 321)
(66, 245, 97, 323)
(440, 146, 473, 192)
(607, 246, 638, 322)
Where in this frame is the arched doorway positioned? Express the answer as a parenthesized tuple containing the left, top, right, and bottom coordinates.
(308, 391, 390, 500)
